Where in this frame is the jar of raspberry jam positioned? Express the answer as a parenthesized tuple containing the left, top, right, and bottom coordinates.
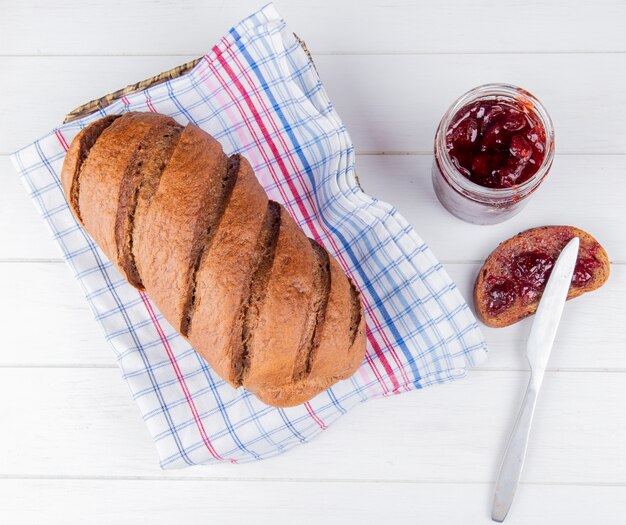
(432, 84, 555, 224)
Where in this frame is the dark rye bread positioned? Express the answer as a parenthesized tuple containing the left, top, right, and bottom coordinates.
(474, 226, 610, 328)
(292, 239, 331, 381)
(115, 118, 183, 289)
(79, 113, 171, 277)
(231, 201, 282, 385)
(186, 158, 270, 385)
(133, 124, 230, 331)
(255, 253, 366, 407)
(242, 205, 317, 391)
(61, 112, 366, 407)
(179, 154, 240, 336)
(310, 259, 365, 380)
(61, 114, 121, 223)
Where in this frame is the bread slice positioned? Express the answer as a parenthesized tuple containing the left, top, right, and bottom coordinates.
(474, 226, 610, 327)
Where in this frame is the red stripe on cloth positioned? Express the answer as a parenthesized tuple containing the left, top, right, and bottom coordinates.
(217, 45, 399, 401)
(140, 293, 235, 463)
(212, 50, 322, 240)
(222, 44, 315, 205)
(145, 95, 157, 113)
(202, 56, 295, 212)
(304, 402, 327, 430)
(55, 127, 233, 464)
(226, 45, 411, 392)
(137, 104, 235, 462)
(54, 129, 69, 150)
(213, 43, 405, 393)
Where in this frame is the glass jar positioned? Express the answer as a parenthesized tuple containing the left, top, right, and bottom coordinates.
(432, 84, 555, 224)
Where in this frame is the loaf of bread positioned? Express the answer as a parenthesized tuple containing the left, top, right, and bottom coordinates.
(474, 225, 610, 327)
(61, 112, 366, 407)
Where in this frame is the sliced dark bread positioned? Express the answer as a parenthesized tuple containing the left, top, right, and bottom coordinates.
(474, 225, 610, 328)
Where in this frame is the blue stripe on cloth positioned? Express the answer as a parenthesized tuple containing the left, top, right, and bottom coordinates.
(193, 354, 262, 461)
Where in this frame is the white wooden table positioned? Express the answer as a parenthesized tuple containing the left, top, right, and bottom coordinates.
(1, 1, 625, 523)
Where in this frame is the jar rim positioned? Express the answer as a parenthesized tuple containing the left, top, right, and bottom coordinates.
(434, 83, 555, 203)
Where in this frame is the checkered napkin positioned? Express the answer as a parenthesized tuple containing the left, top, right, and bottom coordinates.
(11, 3, 487, 467)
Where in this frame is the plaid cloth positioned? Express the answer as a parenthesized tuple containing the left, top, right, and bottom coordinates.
(10, 3, 487, 468)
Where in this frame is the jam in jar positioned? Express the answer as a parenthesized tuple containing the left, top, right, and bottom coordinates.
(433, 84, 554, 224)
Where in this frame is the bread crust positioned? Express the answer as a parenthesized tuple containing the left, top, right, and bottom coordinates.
(254, 264, 367, 408)
(474, 225, 610, 327)
(187, 156, 269, 385)
(61, 112, 368, 407)
(243, 206, 317, 392)
(309, 257, 365, 380)
(115, 117, 183, 288)
(78, 113, 164, 274)
(133, 123, 228, 330)
(61, 115, 121, 223)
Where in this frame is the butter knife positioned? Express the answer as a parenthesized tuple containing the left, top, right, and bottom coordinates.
(491, 236, 580, 522)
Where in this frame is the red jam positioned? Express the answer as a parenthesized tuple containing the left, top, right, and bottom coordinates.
(485, 246, 601, 316)
(485, 250, 555, 314)
(445, 99, 546, 189)
(485, 278, 516, 315)
(572, 257, 601, 288)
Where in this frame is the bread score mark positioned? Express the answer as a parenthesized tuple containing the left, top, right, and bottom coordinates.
(347, 278, 364, 347)
(180, 154, 240, 337)
(292, 239, 331, 380)
(115, 120, 184, 289)
(65, 115, 121, 222)
(231, 200, 282, 386)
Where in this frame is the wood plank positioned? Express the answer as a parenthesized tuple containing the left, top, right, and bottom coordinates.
(2, 0, 626, 56)
(1, 56, 194, 155)
(0, 261, 623, 370)
(4, 154, 626, 262)
(0, 262, 113, 366)
(3, 149, 624, 370)
(3, 54, 626, 154)
(1, 368, 625, 484)
(1, 479, 625, 525)
(318, 53, 626, 154)
(0, 157, 61, 260)
(2, 3, 624, 521)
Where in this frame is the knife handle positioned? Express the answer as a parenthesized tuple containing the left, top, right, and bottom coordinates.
(491, 379, 540, 522)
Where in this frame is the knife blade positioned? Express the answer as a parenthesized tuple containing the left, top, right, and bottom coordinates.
(491, 236, 580, 522)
